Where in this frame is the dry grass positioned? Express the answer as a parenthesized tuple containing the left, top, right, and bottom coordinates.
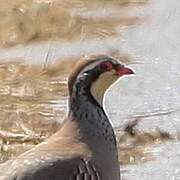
(0, 59, 76, 163)
(117, 119, 174, 165)
(0, 0, 148, 47)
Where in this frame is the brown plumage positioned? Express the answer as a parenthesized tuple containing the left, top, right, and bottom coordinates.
(0, 54, 134, 180)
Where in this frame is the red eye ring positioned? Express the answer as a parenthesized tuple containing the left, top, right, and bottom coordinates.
(100, 62, 113, 71)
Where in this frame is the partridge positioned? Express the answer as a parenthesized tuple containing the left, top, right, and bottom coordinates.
(0, 54, 134, 180)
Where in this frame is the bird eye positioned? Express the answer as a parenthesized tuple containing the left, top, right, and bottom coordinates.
(100, 62, 113, 71)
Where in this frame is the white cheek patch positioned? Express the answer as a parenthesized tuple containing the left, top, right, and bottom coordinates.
(90, 70, 119, 105)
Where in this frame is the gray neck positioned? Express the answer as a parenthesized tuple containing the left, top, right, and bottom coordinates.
(68, 89, 117, 149)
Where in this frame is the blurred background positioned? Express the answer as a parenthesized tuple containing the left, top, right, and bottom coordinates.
(0, 0, 180, 179)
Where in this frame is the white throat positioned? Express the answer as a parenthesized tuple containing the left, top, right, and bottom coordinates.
(90, 70, 119, 105)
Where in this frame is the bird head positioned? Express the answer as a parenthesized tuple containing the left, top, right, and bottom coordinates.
(68, 54, 134, 105)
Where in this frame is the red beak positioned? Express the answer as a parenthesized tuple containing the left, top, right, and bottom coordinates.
(115, 64, 135, 76)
